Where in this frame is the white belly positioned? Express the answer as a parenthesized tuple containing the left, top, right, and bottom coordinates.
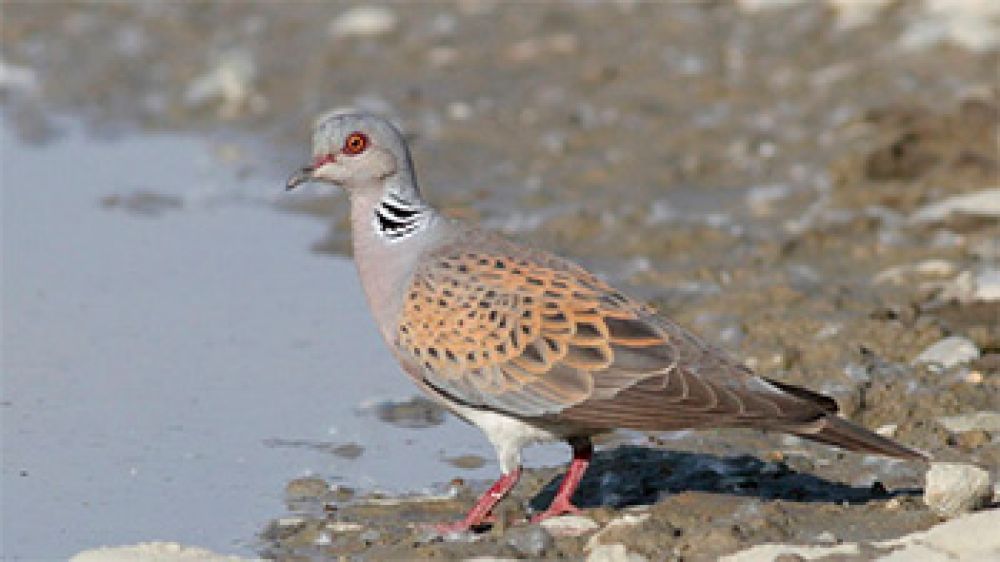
(449, 403, 570, 473)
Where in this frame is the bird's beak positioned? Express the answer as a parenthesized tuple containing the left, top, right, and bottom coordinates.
(285, 165, 315, 191)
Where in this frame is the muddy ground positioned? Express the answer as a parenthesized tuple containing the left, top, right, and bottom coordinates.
(3, 1, 997, 560)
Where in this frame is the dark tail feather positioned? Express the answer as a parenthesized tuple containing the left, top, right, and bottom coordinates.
(794, 415, 930, 461)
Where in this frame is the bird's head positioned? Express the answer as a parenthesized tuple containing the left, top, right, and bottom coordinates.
(286, 111, 412, 192)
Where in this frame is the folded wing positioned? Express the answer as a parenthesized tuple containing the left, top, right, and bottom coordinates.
(394, 236, 830, 430)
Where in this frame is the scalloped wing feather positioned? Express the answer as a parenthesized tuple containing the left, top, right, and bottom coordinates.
(395, 233, 829, 427)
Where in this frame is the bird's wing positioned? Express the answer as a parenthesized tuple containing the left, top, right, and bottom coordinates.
(394, 236, 831, 427)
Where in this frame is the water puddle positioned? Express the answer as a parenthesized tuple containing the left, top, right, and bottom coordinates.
(0, 116, 569, 558)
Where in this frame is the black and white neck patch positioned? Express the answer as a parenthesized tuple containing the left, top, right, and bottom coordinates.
(374, 193, 427, 241)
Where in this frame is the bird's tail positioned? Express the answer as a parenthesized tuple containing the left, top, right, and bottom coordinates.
(793, 414, 930, 461)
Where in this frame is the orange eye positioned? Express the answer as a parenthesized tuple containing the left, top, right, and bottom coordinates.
(343, 132, 369, 155)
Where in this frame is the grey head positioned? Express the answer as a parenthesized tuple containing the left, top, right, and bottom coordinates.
(286, 111, 418, 197)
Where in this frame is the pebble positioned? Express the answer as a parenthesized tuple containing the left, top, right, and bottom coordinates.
(0, 58, 39, 95)
(539, 514, 600, 537)
(285, 476, 329, 499)
(971, 269, 1000, 301)
(953, 430, 991, 450)
(586, 543, 650, 562)
(724, 510, 1000, 561)
(447, 101, 473, 121)
(913, 336, 980, 369)
(875, 424, 898, 438)
(745, 183, 793, 216)
(328, 521, 363, 532)
(328, 5, 398, 39)
(923, 462, 993, 518)
(815, 530, 838, 545)
(505, 33, 578, 62)
(964, 371, 984, 384)
(938, 411, 1000, 433)
(909, 188, 1000, 224)
(938, 269, 1000, 303)
(586, 513, 651, 551)
(505, 525, 554, 558)
(183, 49, 264, 119)
(873, 259, 956, 284)
(898, 0, 1000, 52)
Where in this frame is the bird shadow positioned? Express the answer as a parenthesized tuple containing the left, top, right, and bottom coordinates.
(529, 445, 921, 512)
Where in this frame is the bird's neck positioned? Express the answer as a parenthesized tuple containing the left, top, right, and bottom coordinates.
(372, 184, 433, 243)
(348, 176, 442, 343)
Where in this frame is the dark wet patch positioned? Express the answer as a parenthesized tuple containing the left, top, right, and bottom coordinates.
(442, 453, 488, 470)
(369, 396, 448, 429)
(100, 191, 182, 217)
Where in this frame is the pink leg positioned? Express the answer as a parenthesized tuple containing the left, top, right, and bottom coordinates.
(435, 466, 522, 533)
(530, 438, 593, 523)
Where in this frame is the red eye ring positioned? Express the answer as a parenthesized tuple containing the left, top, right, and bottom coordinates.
(343, 132, 369, 155)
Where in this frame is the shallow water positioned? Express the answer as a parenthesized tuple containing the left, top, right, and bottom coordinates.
(0, 116, 568, 558)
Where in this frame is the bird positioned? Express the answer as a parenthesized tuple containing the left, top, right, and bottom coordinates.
(285, 111, 928, 533)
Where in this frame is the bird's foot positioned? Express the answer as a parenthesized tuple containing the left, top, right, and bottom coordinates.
(529, 500, 582, 523)
(426, 467, 522, 536)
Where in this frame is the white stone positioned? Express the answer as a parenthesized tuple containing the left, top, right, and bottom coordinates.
(972, 269, 1000, 301)
(586, 543, 649, 562)
(723, 509, 1000, 561)
(722, 543, 862, 561)
(0, 59, 39, 95)
(447, 102, 473, 121)
(878, 509, 1000, 560)
(70, 542, 258, 562)
(183, 49, 263, 119)
(875, 424, 898, 438)
(938, 412, 1000, 433)
(586, 512, 651, 551)
(539, 514, 600, 536)
(913, 336, 980, 369)
(898, 0, 1000, 52)
(938, 269, 1000, 303)
(874, 259, 956, 284)
(328, 521, 363, 532)
(328, 6, 398, 39)
(923, 462, 993, 518)
(909, 188, 1000, 224)
(815, 530, 838, 545)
